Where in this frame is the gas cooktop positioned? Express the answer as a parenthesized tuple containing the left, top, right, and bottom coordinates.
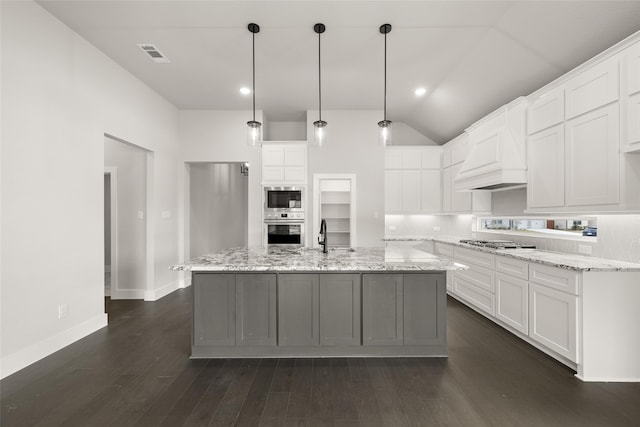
(459, 239, 536, 250)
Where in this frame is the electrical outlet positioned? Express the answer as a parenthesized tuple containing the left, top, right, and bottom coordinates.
(388, 225, 396, 231)
(578, 245, 592, 255)
(433, 226, 441, 232)
(58, 304, 68, 319)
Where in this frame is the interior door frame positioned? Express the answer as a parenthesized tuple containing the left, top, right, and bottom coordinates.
(104, 167, 118, 300)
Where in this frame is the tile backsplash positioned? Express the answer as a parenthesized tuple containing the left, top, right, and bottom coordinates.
(476, 215, 640, 264)
(386, 214, 640, 264)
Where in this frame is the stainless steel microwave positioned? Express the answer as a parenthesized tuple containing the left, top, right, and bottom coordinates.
(264, 186, 304, 211)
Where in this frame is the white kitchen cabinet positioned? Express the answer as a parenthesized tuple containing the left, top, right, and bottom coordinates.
(449, 163, 472, 212)
(529, 282, 577, 362)
(262, 143, 307, 184)
(627, 40, 640, 96)
(401, 170, 421, 212)
(384, 147, 442, 214)
(495, 257, 529, 334)
(440, 134, 491, 214)
(626, 92, 640, 151)
(528, 86, 565, 135)
(453, 273, 495, 316)
(624, 41, 640, 152)
(384, 170, 402, 213)
(421, 170, 441, 212)
(565, 56, 619, 120)
(527, 124, 565, 208)
(434, 242, 454, 292)
(528, 263, 579, 295)
(565, 103, 620, 207)
(452, 247, 495, 316)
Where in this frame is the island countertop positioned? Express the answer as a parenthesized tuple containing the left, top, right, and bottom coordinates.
(170, 246, 467, 272)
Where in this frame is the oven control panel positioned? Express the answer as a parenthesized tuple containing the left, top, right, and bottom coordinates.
(264, 212, 305, 220)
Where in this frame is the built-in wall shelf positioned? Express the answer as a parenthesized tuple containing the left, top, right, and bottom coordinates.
(313, 174, 356, 249)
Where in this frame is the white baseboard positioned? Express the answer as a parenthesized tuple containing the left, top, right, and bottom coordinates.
(111, 288, 145, 300)
(144, 278, 192, 301)
(1, 313, 108, 380)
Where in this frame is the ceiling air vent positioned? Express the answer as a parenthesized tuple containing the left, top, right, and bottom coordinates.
(137, 44, 170, 63)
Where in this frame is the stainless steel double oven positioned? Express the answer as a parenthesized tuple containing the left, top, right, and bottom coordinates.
(263, 186, 305, 247)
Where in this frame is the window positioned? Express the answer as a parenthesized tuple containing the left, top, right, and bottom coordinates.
(478, 217, 597, 239)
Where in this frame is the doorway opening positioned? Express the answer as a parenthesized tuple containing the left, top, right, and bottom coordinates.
(104, 135, 151, 306)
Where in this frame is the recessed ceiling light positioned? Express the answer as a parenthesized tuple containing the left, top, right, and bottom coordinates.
(414, 87, 427, 96)
(240, 87, 251, 95)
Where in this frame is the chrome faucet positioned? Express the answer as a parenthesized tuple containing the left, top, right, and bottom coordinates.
(318, 218, 328, 253)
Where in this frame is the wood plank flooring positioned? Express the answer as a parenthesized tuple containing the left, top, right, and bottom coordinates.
(2, 288, 640, 426)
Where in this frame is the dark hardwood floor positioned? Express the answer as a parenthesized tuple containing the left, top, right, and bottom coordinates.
(2, 289, 640, 426)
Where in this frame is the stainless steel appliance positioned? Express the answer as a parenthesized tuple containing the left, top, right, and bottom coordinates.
(264, 212, 304, 246)
(264, 186, 303, 212)
(459, 239, 536, 249)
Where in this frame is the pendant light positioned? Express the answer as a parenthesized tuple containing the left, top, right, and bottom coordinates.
(378, 23, 392, 146)
(247, 23, 261, 147)
(312, 23, 327, 147)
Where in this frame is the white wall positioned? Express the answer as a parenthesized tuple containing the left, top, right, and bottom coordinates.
(104, 137, 148, 299)
(1, 1, 181, 378)
(189, 163, 248, 256)
(307, 110, 386, 246)
(179, 111, 264, 248)
(392, 122, 439, 146)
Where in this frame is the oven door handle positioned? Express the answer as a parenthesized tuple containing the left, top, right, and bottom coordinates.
(264, 220, 304, 225)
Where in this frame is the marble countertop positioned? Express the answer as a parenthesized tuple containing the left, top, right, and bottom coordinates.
(384, 236, 640, 272)
(170, 246, 468, 272)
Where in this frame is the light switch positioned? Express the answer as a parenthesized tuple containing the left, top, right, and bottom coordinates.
(137, 211, 144, 220)
(161, 210, 171, 219)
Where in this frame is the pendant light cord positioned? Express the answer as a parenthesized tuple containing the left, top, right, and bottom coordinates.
(252, 30, 256, 123)
(318, 29, 322, 122)
(383, 30, 387, 122)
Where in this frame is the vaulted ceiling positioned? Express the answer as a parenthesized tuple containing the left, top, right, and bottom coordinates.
(37, 0, 640, 144)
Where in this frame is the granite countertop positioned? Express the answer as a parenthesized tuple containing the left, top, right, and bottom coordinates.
(170, 246, 468, 272)
(384, 236, 640, 272)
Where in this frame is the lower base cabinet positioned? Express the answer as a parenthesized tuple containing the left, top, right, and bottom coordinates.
(495, 272, 529, 335)
(192, 271, 446, 357)
(278, 273, 360, 346)
(363, 273, 445, 347)
(193, 273, 277, 347)
(529, 282, 577, 362)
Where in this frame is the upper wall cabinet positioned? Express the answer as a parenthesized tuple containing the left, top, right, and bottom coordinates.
(624, 40, 640, 152)
(565, 56, 619, 120)
(384, 146, 442, 214)
(528, 86, 565, 135)
(262, 142, 307, 184)
(526, 33, 640, 213)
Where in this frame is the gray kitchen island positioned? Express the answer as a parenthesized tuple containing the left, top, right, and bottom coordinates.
(171, 246, 466, 358)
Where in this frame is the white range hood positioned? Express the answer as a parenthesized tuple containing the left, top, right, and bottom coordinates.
(455, 98, 528, 191)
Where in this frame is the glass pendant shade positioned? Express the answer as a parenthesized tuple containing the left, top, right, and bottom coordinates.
(313, 120, 327, 147)
(247, 120, 262, 147)
(378, 119, 392, 146)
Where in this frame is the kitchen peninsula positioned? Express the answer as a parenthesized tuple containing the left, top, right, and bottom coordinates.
(171, 247, 466, 358)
